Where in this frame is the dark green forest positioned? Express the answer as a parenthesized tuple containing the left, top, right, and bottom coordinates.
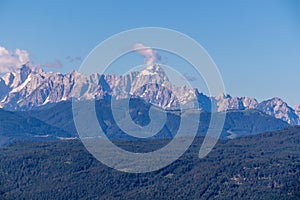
(0, 126, 299, 199)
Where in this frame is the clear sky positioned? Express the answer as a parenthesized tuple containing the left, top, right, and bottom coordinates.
(0, 0, 300, 105)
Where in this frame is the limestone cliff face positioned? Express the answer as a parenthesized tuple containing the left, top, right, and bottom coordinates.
(0, 65, 299, 125)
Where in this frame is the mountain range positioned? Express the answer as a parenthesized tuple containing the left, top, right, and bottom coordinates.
(0, 64, 299, 126)
(0, 66, 298, 198)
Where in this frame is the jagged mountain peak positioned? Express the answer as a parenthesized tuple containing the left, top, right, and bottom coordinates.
(2, 72, 15, 86)
(213, 94, 299, 125)
(137, 64, 168, 81)
(0, 66, 299, 125)
(258, 97, 290, 110)
(17, 64, 44, 76)
(241, 96, 258, 109)
(67, 69, 82, 76)
(0, 65, 198, 110)
(131, 64, 170, 95)
(215, 93, 232, 100)
(257, 97, 299, 125)
(140, 64, 165, 75)
(267, 97, 284, 103)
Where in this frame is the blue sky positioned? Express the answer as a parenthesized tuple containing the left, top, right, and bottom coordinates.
(0, 0, 300, 105)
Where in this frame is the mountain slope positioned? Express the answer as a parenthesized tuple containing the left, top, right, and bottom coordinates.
(18, 99, 290, 141)
(214, 94, 300, 125)
(0, 126, 299, 199)
(294, 104, 300, 119)
(256, 97, 299, 125)
(0, 109, 71, 145)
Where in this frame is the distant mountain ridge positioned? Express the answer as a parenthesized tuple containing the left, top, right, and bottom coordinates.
(0, 108, 72, 145)
(0, 99, 289, 145)
(0, 64, 299, 125)
(214, 94, 300, 125)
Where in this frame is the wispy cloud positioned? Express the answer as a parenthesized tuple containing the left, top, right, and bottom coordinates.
(65, 55, 82, 63)
(132, 43, 161, 66)
(184, 73, 197, 82)
(0, 46, 32, 73)
(36, 59, 63, 69)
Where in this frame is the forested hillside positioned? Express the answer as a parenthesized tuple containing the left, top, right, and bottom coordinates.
(0, 126, 299, 199)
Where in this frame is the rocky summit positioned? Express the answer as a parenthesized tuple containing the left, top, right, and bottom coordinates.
(0, 64, 299, 125)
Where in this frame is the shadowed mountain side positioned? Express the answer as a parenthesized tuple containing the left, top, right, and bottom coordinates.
(16, 99, 290, 141)
(0, 109, 71, 145)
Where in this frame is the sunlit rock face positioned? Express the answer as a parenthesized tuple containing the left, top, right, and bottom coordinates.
(0, 65, 299, 125)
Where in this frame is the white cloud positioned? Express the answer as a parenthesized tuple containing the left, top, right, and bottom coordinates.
(132, 43, 161, 66)
(0, 46, 31, 74)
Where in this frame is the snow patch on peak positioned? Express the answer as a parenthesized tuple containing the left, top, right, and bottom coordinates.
(43, 96, 50, 105)
(257, 98, 299, 125)
(61, 97, 68, 101)
(2, 72, 15, 86)
(146, 64, 163, 72)
(10, 75, 32, 93)
(139, 69, 158, 76)
(138, 65, 165, 76)
(0, 65, 299, 126)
